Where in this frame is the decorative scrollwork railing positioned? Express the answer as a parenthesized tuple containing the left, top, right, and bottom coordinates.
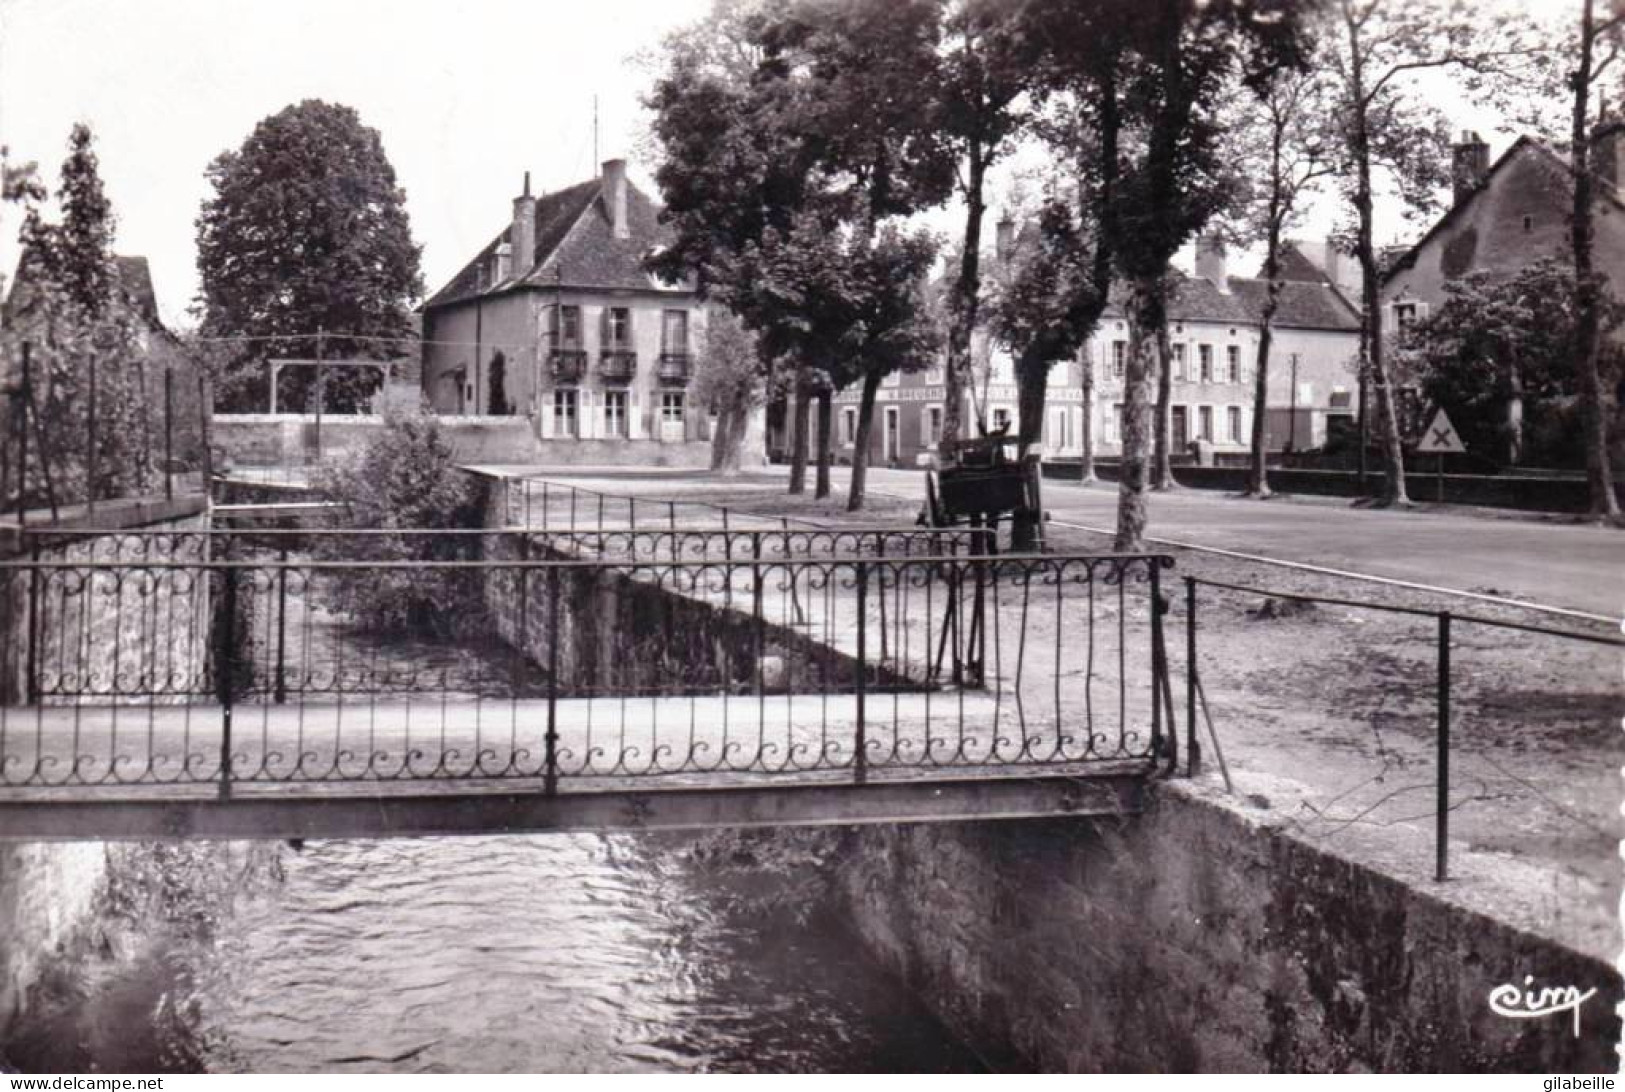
(0, 547, 1176, 794)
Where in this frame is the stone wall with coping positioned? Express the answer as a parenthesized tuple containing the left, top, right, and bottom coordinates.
(831, 780, 1621, 1073)
(212, 413, 714, 470)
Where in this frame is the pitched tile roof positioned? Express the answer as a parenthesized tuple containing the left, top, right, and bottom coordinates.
(1228, 277, 1361, 331)
(1100, 271, 1359, 332)
(1269, 241, 1332, 284)
(1382, 134, 1625, 284)
(424, 175, 680, 310)
(113, 256, 162, 328)
(4, 250, 166, 332)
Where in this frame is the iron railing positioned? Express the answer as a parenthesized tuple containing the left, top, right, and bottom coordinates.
(598, 351, 637, 382)
(657, 353, 691, 382)
(0, 548, 1175, 794)
(2, 340, 211, 524)
(549, 350, 587, 382)
(1183, 575, 1625, 882)
(512, 477, 829, 535)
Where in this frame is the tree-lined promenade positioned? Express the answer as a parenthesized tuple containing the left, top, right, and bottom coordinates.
(642, 0, 1622, 541)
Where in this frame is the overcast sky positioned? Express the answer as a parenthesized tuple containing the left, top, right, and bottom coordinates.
(0, 0, 1552, 328)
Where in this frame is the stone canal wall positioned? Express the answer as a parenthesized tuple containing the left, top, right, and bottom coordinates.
(0, 505, 213, 1051)
(0, 508, 211, 705)
(830, 780, 1620, 1073)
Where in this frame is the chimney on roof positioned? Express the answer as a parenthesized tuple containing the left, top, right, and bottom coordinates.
(995, 214, 1015, 265)
(511, 171, 536, 276)
(602, 158, 629, 240)
(1195, 233, 1228, 292)
(1451, 130, 1489, 206)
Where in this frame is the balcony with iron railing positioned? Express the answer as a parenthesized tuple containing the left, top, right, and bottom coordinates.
(657, 352, 691, 383)
(550, 349, 587, 382)
(599, 350, 637, 383)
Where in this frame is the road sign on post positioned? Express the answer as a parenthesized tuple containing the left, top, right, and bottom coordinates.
(1416, 408, 1466, 502)
(1416, 408, 1466, 455)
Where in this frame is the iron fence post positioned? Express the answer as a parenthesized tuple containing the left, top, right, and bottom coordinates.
(545, 564, 559, 795)
(17, 343, 29, 528)
(541, 480, 549, 531)
(1185, 575, 1200, 776)
(87, 350, 98, 514)
(1148, 559, 1171, 771)
(198, 372, 213, 490)
(218, 564, 238, 801)
(669, 499, 676, 532)
(854, 559, 868, 784)
(1436, 610, 1451, 882)
(570, 486, 577, 533)
(163, 362, 174, 501)
(274, 547, 289, 704)
(24, 544, 40, 704)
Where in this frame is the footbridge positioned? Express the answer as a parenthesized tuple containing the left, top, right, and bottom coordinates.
(0, 521, 1183, 841)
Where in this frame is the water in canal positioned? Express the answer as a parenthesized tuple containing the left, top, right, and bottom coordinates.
(5, 565, 981, 1074)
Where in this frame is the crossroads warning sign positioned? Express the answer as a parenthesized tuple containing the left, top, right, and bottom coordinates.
(1416, 408, 1467, 454)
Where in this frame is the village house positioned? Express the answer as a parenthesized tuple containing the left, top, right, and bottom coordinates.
(828, 225, 1361, 468)
(420, 159, 713, 460)
(1381, 127, 1625, 341)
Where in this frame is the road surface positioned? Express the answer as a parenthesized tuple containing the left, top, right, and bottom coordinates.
(860, 467, 1623, 618)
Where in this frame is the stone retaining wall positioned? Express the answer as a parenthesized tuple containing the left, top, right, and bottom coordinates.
(831, 781, 1620, 1073)
(1045, 460, 1621, 514)
(213, 413, 713, 469)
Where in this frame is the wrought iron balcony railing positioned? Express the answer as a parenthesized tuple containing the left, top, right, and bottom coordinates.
(598, 350, 637, 382)
(550, 349, 587, 382)
(657, 352, 691, 382)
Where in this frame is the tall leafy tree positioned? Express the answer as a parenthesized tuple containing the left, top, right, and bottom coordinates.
(646, 2, 838, 496)
(1221, 66, 1339, 497)
(1394, 258, 1613, 464)
(1564, 0, 1624, 519)
(196, 100, 423, 413)
(934, 0, 1035, 454)
(1320, 0, 1539, 506)
(690, 306, 767, 475)
(1102, 0, 1308, 551)
(648, 0, 951, 503)
(3, 125, 151, 505)
(986, 193, 1107, 547)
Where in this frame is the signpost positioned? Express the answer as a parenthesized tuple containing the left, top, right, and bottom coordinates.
(1415, 407, 1466, 502)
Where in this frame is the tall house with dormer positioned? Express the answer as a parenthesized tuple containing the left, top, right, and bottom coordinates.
(420, 160, 707, 450)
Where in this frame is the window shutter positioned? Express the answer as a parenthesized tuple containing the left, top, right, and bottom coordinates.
(541, 393, 555, 439)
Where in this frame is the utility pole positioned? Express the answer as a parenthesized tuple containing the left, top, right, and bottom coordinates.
(314, 326, 326, 464)
(1288, 354, 1299, 453)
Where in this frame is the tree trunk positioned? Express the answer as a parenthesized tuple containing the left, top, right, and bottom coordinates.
(788, 381, 809, 495)
(814, 389, 833, 499)
(1571, 0, 1620, 520)
(714, 399, 749, 477)
(1114, 278, 1158, 552)
(1079, 349, 1097, 484)
(1248, 318, 1275, 498)
(1346, 10, 1408, 506)
(1012, 350, 1050, 550)
(1151, 317, 1176, 489)
(1505, 358, 1524, 467)
(847, 370, 883, 512)
(942, 150, 986, 455)
(709, 403, 732, 472)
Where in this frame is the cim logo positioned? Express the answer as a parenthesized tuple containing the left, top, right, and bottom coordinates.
(1488, 976, 1598, 1038)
